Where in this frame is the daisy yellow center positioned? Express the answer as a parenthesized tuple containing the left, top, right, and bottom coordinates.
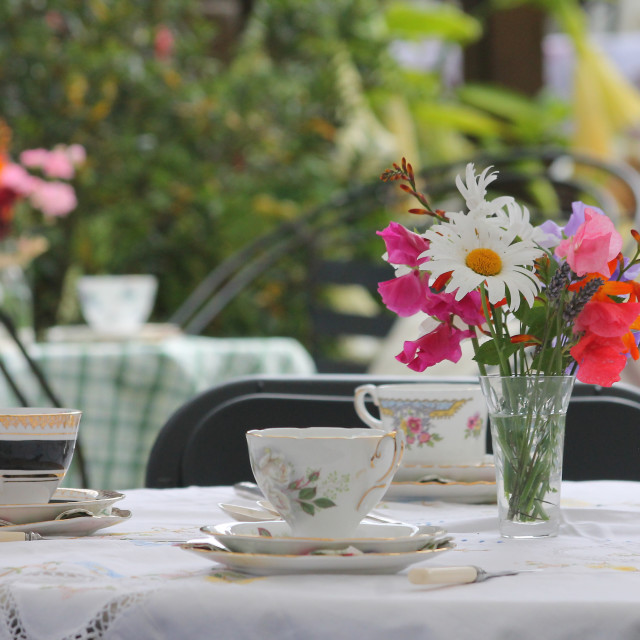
(466, 248, 502, 276)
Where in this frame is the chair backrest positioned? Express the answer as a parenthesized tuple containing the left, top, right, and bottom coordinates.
(146, 374, 640, 487)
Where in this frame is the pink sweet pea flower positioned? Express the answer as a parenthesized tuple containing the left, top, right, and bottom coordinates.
(574, 300, 640, 338)
(378, 270, 430, 317)
(422, 289, 485, 326)
(377, 222, 429, 267)
(555, 209, 622, 277)
(396, 322, 474, 372)
(570, 332, 628, 386)
(29, 181, 77, 217)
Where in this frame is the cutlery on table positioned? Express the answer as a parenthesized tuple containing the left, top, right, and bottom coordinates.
(408, 565, 538, 585)
(0, 531, 42, 541)
(218, 503, 280, 522)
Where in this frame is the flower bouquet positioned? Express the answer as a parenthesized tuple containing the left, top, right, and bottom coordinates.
(377, 159, 640, 536)
(0, 119, 84, 338)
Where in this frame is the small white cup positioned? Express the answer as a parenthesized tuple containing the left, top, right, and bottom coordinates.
(246, 427, 403, 538)
(354, 383, 487, 480)
(77, 274, 158, 335)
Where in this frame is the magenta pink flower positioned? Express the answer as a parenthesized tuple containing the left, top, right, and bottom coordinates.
(406, 417, 421, 433)
(418, 433, 431, 443)
(396, 322, 474, 372)
(555, 208, 622, 277)
(29, 181, 77, 217)
(422, 289, 484, 326)
(377, 222, 429, 267)
(378, 270, 430, 317)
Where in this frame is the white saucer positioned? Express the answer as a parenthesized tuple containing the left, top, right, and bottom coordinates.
(0, 508, 131, 536)
(203, 521, 446, 555)
(180, 540, 455, 575)
(394, 456, 496, 483)
(0, 488, 125, 525)
(384, 480, 496, 503)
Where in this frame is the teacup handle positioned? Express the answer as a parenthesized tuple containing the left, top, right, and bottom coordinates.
(357, 430, 404, 509)
(354, 384, 384, 430)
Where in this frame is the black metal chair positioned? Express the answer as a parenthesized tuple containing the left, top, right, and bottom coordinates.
(145, 374, 640, 488)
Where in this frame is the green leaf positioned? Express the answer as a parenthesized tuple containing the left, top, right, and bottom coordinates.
(385, 3, 482, 44)
(300, 501, 315, 516)
(473, 339, 521, 366)
(313, 497, 336, 509)
(307, 470, 320, 482)
(298, 487, 317, 501)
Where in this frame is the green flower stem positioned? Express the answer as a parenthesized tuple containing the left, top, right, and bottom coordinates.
(479, 286, 511, 376)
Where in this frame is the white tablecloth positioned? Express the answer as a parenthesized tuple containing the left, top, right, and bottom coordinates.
(1, 482, 640, 640)
(0, 335, 316, 490)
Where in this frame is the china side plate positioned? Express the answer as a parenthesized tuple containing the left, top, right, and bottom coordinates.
(0, 488, 125, 525)
(180, 541, 455, 575)
(394, 456, 496, 483)
(383, 480, 497, 503)
(0, 507, 132, 536)
(202, 521, 447, 555)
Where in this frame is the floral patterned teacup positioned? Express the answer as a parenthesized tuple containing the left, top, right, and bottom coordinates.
(354, 383, 487, 480)
(246, 427, 403, 539)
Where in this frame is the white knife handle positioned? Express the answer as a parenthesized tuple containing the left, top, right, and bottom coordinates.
(0, 532, 27, 542)
(408, 566, 479, 585)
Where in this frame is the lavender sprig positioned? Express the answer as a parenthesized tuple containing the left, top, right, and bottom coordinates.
(563, 277, 605, 324)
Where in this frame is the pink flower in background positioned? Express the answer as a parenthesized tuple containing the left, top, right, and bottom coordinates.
(154, 25, 175, 61)
(29, 181, 77, 217)
(0, 163, 37, 195)
(418, 433, 431, 443)
(20, 145, 85, 180)
(555, 209, 622, 277)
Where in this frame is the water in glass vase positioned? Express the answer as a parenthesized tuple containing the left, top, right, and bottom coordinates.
(479, 375, 575, 539)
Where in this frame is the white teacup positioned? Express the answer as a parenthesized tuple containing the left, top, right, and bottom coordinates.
(246, 427, 403, 539)
(77, 274, 158, 335)
(354, 383, 487, 480)
(0, 408, 81, 505)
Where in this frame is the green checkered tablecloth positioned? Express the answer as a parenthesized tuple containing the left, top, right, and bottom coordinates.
(0, 335, 316, 491)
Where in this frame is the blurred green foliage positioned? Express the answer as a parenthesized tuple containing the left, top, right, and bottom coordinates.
(0, 0, 568, 344)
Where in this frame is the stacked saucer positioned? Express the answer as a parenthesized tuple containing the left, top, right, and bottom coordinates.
(181, 519, 453, 576)
(384, 456, 497, 503)
(0, 488, 131, 536)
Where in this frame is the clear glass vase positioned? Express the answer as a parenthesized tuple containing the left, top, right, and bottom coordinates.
(479, 374, 575, 538)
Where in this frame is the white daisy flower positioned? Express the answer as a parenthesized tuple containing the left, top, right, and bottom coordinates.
(451, 163, 514, 223)
(421, 217, 543, 311)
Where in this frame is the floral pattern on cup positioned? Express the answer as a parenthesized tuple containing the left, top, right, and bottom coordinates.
(465, 412, 484, 439)
(252, 447, 340, 519)
(381, 398, 469, 452)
